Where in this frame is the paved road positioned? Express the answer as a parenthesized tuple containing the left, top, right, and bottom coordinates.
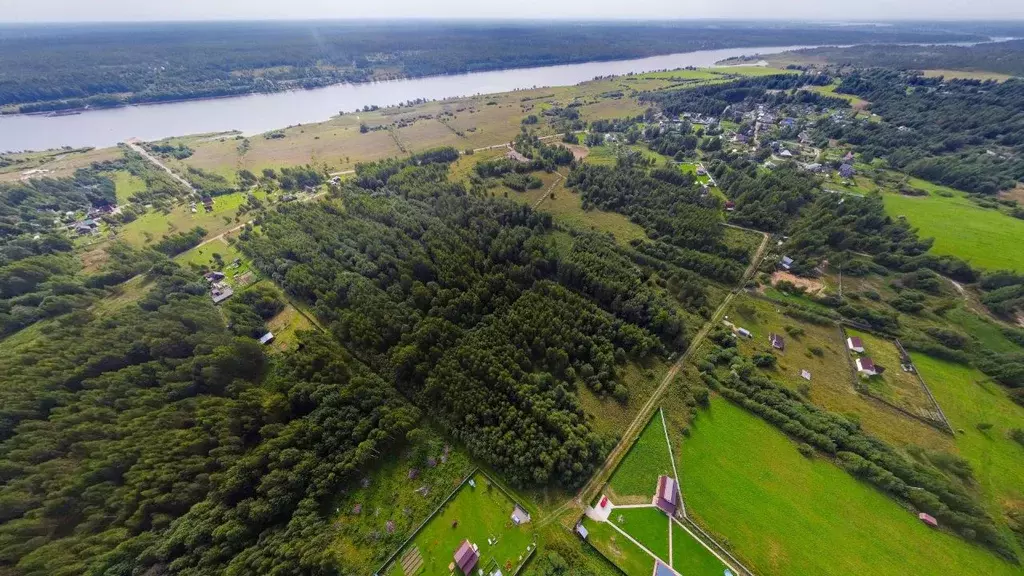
(537, 231, 770, 529)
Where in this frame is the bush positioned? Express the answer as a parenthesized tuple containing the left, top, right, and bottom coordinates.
(797, 443, 816, 458)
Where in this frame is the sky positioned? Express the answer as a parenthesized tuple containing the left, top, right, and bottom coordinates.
(4, 0, 1024, 23)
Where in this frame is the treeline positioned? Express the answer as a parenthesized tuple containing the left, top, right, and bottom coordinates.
(640, 73, 837, 117)
(821, 69, 1024, 193)
(0, 22, 981, 110)
(788, 40, 1024, 78)
(701, 355, 1016, 561)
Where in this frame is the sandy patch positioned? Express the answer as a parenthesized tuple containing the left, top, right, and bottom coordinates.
(771, 271, 825, 294)
(565, 143, 589, 160)
(998, 184, 1024, 205)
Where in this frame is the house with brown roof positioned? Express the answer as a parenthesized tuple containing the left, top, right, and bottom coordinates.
(653, 475, 678, 517)
(453, 540, 479, 575)
(846, 336, 865, 353)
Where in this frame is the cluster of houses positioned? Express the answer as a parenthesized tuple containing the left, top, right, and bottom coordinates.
(63, 204, 118, 236)
(204, 271, 234, 304)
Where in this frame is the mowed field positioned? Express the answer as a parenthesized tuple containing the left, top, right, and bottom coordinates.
(881, 185, 1024, 272)
(679, 396, 1021, 576)
(606, 413, 673, 502)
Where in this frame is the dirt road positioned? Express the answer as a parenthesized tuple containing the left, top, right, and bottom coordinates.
(537, 231, 770, 528)
(125, 139, 197, 194)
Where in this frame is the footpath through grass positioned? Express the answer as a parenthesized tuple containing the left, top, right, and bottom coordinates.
(679, 396, 1021, 576)
(610, 507, 669, 561)
(672, 521, 730, 576)
(581, 518, 653, 576)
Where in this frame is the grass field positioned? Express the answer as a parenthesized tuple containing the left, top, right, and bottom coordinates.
(680, 396, 1021, 576)
(672, 522, 730, 576)
(922, 69, 1016, 82)
(118, 190, 264, 247)
(610, 507, 669, 560)
(111, 170, 146, 203)
(881, 187, 1024, 272)
(381, 471, 535, 576)
(264, 303, 314, 353)
(727, 294, 951, 449)
(582, 518, 652, 576)
(532, 175, 648, 245)
(0, 146, 123, 183)
(577, 359, 668, 440)
(606, 412, 673, 502)
(914, 355, 1024, 557)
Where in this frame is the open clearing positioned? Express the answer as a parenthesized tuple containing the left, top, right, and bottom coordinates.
(680, 396, 1021, 576)
(922, 69, 1016, 82)
(725, 294, 951, 449)
(881, 186, 1024, 272)
(118, 189, 265, 247)
(582, 518, 652, 576)
(844, 328, 940, 422)
(380, 471, 535, 576)
(606, 413, 673, 502)
(914, 355, 1024, 556)
(610, 507, 670, 560)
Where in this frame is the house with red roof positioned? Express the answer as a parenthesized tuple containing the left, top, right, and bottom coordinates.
(653, 475, 678, 517)
(856, 357, 879, 377)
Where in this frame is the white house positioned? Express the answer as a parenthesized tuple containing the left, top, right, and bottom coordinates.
(846, 336, 865, 354)
(856, 357, 879, 377)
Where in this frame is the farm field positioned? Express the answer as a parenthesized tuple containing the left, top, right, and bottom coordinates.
(111, 170, 146, 203)
(725, 294, 951, 449)
(679, 396, 1021, 576)
(881, 187, 1024, 272)
(380, 471, 535, 576)
(606, 413, 673, 502)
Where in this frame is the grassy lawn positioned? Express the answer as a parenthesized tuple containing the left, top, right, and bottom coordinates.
(881, 187, 1024, 272)
(610, 507, 669, 561)
(582, 518, 653, 576)
(265, 303, 314, 353)
(914, 355, 1024, 558)
(672, 522, 730, 576)
(679, 396, 1021, 576)
(806, 83, 869, 109)
(607, 412, 673, 502)
(111, 170, 146, 203)
(381, 471, 535, 576)
(330, 432, 475, 574)
(726, 295, 951, 450)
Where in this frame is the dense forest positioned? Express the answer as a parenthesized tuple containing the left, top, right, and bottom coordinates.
(0, 21, 986, 111)
(822, 70, 1024, 193)
(787, 39, 1024, 77)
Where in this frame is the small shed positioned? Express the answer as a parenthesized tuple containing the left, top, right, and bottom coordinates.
(846, 336, 865, 353)
(511, 504, 531, 525)
(724, 200, 736, 212)
(575, 522, 589, 540)
(780, 256, 794, 271)
(737, 327, 752, 339)
(801, 370, 811, 381)
(258, 332, 275, 345)
(918, 512, 938, 528)
(769, 333, 785, 351)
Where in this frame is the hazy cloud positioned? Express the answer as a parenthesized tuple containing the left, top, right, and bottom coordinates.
(4, 0, 1024, 23)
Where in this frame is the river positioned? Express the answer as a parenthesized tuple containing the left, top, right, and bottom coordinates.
(0, 44, 828, 152)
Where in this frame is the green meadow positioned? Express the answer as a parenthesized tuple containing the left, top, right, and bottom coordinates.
(679, 396, 1021, 576)
(581, 518, 652, 576)
(611, 507, 669, 560)
(881, 187, 1024, 272)
(607, 412, 673, 502)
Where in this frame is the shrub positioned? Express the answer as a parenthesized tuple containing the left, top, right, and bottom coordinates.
(797, 443, 816, 458)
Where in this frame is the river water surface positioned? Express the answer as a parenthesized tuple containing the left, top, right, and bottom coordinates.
(1, 44, 824, 152)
